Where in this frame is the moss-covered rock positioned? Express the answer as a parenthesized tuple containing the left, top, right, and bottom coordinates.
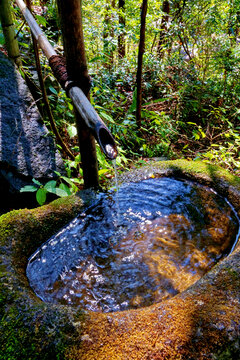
(0, 194, 86, 360)
(0, 160, 240, 359)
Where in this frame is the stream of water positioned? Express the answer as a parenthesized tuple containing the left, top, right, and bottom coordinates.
(27, 177, 240, 312)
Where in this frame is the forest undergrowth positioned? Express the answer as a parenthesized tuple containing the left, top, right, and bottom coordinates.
(1, 0, 240, 202)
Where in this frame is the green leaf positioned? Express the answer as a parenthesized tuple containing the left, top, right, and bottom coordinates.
(36, 188, 47, 205)
(20, 185, 37, 193)
(89, 56, 102, 63)
(75, 154, 81, 163)
(98, 168, 109, 175)
(128, 87, 137, 114)
(18, 41, 29, 49)
(32, 178, 42, 187)
(44, 180, 57, 193)
(0, 32, 4, 46)
(143, 98, 167, 106)
(35, 14, 47, 27)
(199, 129, 206, 138)
(67, 125, 77, 138)
(99, 111, 115, 124)
(55, 188, 69, 197)
(59, 183, 72, 195)
(32, 179, 42, 186)
(68, 102, 73, 111)
(60, 177, 80, 192)
(60, 176, 76, 186)
(70, 177, 83, 185)
(49, 86, 58, 95)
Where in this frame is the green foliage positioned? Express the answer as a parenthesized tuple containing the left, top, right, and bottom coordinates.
(0, 24, 4, 46)
(20, 177, 74, 206)
(8, 0, 240, 192)
(197, 124, 240, 174)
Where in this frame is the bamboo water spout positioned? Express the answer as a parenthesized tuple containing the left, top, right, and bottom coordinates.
(14, 0, 117, 160)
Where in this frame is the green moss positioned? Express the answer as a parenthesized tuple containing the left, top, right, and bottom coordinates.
(0, 301, 82, 360)
(167, 159, 240, 186)
(0, 194, 86, 360)
(0, 194, 83, 246)
(151, 159, 240, 188)
(223, 266, 240, 283)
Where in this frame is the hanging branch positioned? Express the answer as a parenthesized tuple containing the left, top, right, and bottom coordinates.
(15, 19, 26, 38)
(136, 0, 148, 129)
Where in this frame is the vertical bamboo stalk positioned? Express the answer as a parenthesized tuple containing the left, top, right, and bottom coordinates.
(0, 0, 22, 66)
(56, 0, 99, 188)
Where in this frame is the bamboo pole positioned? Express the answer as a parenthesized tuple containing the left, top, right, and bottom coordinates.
(14, 0, 117, 187)
(56, 0, 99, 188)
(15, 0, 56, 59)
(0, 0, 22, 66)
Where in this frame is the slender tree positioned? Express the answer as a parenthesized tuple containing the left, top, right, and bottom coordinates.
(157, 0, 170, 57)
(0, 0, 21, 66)
(103, 0, 115, 69)
(103, 1, 110, 65)
(118, 0, 126, 58)
(56, 0, 99, 188)
(136, 0, 148, 129)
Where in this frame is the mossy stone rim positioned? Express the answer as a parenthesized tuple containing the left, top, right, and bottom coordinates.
(0, 160, 240, 360)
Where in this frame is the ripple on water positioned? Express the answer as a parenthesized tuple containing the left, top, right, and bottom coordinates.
(27, 177, 240, 312)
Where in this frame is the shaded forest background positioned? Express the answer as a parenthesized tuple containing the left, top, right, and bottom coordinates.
(1, 0, 240, 191)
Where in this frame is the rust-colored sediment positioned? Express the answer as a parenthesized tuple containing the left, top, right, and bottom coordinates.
(66, 260, 240, 359)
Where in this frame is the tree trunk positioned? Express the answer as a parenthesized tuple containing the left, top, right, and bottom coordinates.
(0, 0, 22, 66)
(110, 0, 116, 64)
(118, 0, 125, 58)
(157, 0, 170, 57)
(103, 0, 115, 69)
(136, 0, 148, 129)
(56, 0, 99, 188)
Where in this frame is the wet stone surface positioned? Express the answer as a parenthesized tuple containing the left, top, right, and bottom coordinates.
(27, 177, 239, 312)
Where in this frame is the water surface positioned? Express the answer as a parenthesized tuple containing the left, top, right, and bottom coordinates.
(27, 177, 239, 312)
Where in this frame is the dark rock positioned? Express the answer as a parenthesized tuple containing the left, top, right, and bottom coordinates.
(0, 52, 65, 210)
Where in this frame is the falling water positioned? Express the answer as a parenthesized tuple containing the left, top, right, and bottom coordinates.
(112, 159, 120, 225)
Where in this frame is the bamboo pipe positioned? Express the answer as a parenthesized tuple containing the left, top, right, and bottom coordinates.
(14, 0, 118, 160)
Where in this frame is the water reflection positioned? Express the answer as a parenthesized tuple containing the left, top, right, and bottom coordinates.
(27, 177, 240, 312)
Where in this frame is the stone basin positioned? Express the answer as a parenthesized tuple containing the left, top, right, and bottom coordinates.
(0, 160, 240, 360)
